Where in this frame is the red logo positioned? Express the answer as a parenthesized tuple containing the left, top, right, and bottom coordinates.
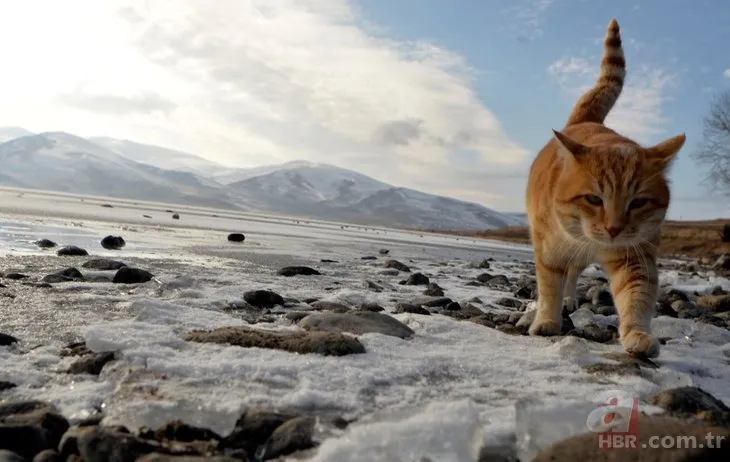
(586, 389, 639, 449)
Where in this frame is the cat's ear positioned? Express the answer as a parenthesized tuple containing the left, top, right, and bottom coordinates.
(552, 129, 588, 159)
(646, 133, 686, 169)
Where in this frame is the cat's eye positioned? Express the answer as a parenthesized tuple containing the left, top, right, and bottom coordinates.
(629, 198, 649, 210)
(584, 194, 603, 206)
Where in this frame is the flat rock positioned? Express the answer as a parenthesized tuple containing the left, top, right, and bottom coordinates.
(277, 266, 321, 277)
(2, 273, 27, 280)
(648, 386, 730, 427)
(298, 311, 415, 339)
(184, 326, 365, 356)
(220, 409, 299, 454)
(76, 427, 162, 461)
(533, 415, 730, 461)
(260, 416, 316, 460)
(494, 297, 523, 309)
(567, 324, 617, 344)
(476, 272, 493, 283)
(403, 273, 429, 285)
(0, 401, 70, 458)
(695, 294, 730, 313)
(394, 303, 430, 315)
(423, 282, 444, 296)
(68, 352, 116, 375)
(485, 274, 510, 287)
(42, 267, 84, 284)
(81, 259, 127, 271)
(383, 260, 410, 272)
(363, 280, 384, 291)
(309, 300, 350, 313)
(410, 296, 453, 308)
(145, 419, 221, 443)
(138, 455, 239, 462)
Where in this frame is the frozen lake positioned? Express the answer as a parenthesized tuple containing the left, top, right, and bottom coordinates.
(0, 187, 729, 461)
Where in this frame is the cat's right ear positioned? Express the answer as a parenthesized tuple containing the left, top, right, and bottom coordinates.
(552, 129, 588, 159)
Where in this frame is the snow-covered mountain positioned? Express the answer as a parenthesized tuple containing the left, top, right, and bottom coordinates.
(0, 127, 526, 230)
(90, 137, 230, 177)
(0, 127, 34, 143)
(227, 161, 391, 206)
(226, 161, 524, 229)
(0, 132, 242, 211)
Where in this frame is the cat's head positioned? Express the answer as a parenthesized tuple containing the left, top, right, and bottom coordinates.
(551, 129, 685, 247)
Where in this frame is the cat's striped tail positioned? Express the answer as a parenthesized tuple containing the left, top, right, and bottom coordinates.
(565, 18, 626, 126)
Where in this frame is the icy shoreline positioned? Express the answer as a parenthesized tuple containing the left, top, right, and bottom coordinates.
(1, 196, 730, 461)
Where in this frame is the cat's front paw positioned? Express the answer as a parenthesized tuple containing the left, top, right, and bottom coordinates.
(529, 317, 562, 337)
(621, 331, 660, 358)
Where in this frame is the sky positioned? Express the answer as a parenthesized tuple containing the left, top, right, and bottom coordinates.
(0, 0, 729, 219)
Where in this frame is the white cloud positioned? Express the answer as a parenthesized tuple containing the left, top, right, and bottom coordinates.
(0, 0, 531, 212)
(723, 69, 730, 78)
(547, 54, 677, 143)
(507, 0, 557, 42)
(548, 57, 594, 84)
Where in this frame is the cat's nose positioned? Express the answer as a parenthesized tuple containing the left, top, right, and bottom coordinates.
(606, 227, 622, 238)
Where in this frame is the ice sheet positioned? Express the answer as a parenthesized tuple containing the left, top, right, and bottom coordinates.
(1, 189, 729, 461)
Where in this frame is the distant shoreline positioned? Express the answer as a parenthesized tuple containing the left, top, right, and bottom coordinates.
(414, 220, 730, 260)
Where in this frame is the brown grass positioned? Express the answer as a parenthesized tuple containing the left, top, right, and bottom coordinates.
(422, 220, 730, 260)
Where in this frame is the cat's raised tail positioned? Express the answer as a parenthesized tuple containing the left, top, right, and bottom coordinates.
(564, 18, 626, 127)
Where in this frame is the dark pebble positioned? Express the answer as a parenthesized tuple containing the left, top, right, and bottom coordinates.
(57, 246, 88, 256)
(35, 239, 57, 249)
(68, 352, 116, 375)
(243, 290, 285, 308)
(423, 283, 444, 296)
(0, 381, 17, 392)
(0, 333, 19, 346)
(2, 273, 27, 280)
(227, 233, 245, 242)
(100, 235, 125, 250)
(404, 273, 429, 285)
(112, 267, 154, 284)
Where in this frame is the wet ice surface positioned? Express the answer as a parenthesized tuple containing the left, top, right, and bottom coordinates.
(1, 188, 729, 461)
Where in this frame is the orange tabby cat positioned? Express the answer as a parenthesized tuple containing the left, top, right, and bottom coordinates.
(525, 18, 685, 358)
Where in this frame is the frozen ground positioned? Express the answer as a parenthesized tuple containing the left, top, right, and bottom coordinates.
(1, 187, 730, 461)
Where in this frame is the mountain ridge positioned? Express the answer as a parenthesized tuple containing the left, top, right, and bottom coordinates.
(0, 127, 526, 230)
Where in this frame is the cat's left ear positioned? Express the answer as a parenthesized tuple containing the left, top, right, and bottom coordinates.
(552, 129, 588, 159)
(646, 133, 686, 168)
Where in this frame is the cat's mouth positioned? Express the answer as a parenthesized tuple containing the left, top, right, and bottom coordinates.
(587, 233, 643, 248)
